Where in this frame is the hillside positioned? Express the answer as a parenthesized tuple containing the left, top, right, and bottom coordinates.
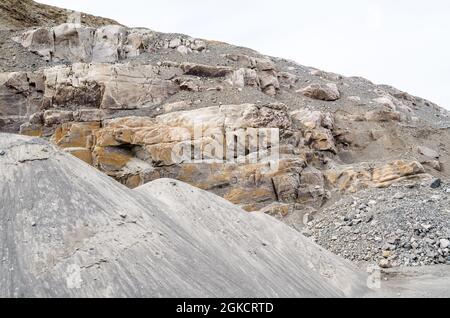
(0, 0, 118, 30)
(0, 1, 449, 298)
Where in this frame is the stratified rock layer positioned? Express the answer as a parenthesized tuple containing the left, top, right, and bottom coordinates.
(2, 9, 450, 232)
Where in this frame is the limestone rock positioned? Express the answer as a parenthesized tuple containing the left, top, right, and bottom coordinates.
(92, 25, 128, 62)
(418, 146, 440, 159)
(273, 173, 301, 202)
(53, 23, 95, 63)
(326, 160, 426, 193)
(43, 110, 73, 126)
(422, 160, 442, 171)
(53, 122, 100, 149)
(297, 83, 340, 101)
(305, 128, 337, 153)
(372, 160, 425, 187)
(291, 109, 335, 130)
(43, 63, 179, 110)
(14, 23, 157, 63)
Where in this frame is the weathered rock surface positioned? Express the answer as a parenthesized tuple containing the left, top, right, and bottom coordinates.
(13, 24, 208, 64)
(2, 1, 450, 276)
(2, 29, 449, 224)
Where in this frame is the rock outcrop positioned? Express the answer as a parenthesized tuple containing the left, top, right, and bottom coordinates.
(1, 1, 450, 243)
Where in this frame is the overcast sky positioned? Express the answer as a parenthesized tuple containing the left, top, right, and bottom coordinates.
(37, 0, 450, 108)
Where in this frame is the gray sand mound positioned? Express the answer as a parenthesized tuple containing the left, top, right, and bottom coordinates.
(0, 133, 369, 297)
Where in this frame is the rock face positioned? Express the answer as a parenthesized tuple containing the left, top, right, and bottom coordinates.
(13, 24, 209, 63)
(0, 133, 369, 297)
(1, 1, 450, 272)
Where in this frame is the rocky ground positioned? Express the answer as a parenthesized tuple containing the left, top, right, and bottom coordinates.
(0, 0, 118, 30)
(307, 178, 450, 268)
(1, 0, 450, 287)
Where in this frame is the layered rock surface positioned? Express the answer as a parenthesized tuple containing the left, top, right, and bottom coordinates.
(1, 1, 450, 267)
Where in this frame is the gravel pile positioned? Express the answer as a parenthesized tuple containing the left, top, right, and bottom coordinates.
(306, 178, 450, 268)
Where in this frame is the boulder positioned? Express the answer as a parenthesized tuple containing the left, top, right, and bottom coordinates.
(326, 160, 426, 193)
(418, 146, 439, 159)
(272, 173, 300, 202)
(13, 27, 54, 60)
(92, 25, 127, 62)
(372, 160, 425, 187)
(53, 23, 95, 63)
(305, 128, 337, 153)
(291, 109, 334, 130)
(297, 83, 340, 101)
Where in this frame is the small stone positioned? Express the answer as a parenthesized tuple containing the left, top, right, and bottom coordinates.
(379, 259, 392, 269)
(358, 204, 368, 210)
(382, 250, 393, 258)
(440, 239, 450, 249)
(0, 150, 5, 156)
(431, 195, 441, 201)
(393, 193, 405, 200)
(119, 213, 127, 219)
(303, 213, 314, 225)
(430, 178, 442, 189)
(382, 243, 396, 251)
(31, 222, 36, 227)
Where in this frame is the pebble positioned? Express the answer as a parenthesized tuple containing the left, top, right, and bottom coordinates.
(430, 178, 442, 189)
(431, 195, 442, 201)
(0, 150, 5, 156)
(379, 259, 392, 269)
(440, 239, 450, 249)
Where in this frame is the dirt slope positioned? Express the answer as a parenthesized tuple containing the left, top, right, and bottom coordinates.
(0, 0, 119, 30)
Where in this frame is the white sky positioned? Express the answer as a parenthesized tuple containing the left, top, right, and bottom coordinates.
(37, 0, 450, 108)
